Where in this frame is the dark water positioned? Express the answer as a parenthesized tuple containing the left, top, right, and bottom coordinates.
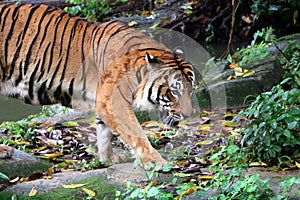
(0, 97, 41, 122)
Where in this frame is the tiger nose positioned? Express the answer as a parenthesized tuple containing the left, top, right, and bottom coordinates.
(170, 109, 183, 121)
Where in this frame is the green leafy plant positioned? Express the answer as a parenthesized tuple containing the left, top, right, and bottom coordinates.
(251, 0, 299, 26)
(0, 172, 10, 181)
(115, 181, 174, 200)
(65, 0, 112, 21)
(229, 27, 276, 66)
(281, 43, 300, 88)
(236, 83, 300, 165)
(196, 142, 272, 199)
(272, 177, 300, 200)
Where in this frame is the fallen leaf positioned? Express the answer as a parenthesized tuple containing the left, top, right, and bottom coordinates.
(222, 121, 238, 127)
(62, 183, 86, 189)
(242, 69, 255, 77)
(229, 63, 238, 69)
(149, 133, 165, 139)
(141, 121, 160, 128)
(198, 175, 214, 180)
(82, 188, 96, 197)
(61, 121, 79, 127)
(16, 141, 30, 145)
(43, 153, 63, 159)
(234, 67, 244, 76)
(198, 124, 212, 131)
(249, 162, 267, 167)
(10, 177, 19, 183)
(196, 140, 214, 146)
(175, 186, 203, 200)
(29, 188, 37, 196)
(295, 161, 300, 169)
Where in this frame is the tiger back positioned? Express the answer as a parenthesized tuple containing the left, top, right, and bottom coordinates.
(0, 4, 195, 169)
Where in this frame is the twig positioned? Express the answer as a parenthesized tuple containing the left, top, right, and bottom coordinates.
(221, 0, 240, 59)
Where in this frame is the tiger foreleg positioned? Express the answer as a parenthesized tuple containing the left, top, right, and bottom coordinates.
(96, 119, 125, 163)
(96, 87, 168, 170)
(96, 119, 114, 163)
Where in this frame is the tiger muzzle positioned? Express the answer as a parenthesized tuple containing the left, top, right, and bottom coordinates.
(162, 109, 183, 127)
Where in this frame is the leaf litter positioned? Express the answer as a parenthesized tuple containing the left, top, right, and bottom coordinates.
(0, 108, 248, 197)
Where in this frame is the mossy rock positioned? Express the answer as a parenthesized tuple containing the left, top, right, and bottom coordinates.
(0, 149, 51, 179)
(0, 173, 120, 200)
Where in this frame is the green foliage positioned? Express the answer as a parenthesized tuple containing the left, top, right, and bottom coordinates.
(196, 143, 271, 199)
(281, 43, 300, 88)
(0, 105, 68, 148)
(236, 84, 300, 165)
(228, 27, 275, 66)
(0, 117, 37, 143)
(252, 27, 277, 45)
(65, 0, 112, 21)
(0, 172, 10, 181)
(251, 0, 300, 25)
(115, 181, 173, 200)
(205, 24, 215, 43)
(273, 177, 300, 200)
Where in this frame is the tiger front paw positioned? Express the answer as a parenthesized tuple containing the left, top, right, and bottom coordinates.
(139, 152, 168, 171)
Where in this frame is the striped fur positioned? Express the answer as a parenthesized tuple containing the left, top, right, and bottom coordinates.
(0, 4, 195, 169)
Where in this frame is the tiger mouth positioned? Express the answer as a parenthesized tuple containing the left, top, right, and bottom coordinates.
(162, 112, 183, 127)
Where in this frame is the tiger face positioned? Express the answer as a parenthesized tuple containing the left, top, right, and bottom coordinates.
(134, 52, 195, 127)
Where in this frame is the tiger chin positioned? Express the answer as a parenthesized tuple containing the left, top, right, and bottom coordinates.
(0, 4, 195, 170)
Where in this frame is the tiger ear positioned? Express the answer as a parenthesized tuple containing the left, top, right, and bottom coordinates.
(173, 46, 185, 58)
(145, 52, 160, 64)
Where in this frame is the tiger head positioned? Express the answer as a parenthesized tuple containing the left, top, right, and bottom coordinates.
(134, 49, 195, 127)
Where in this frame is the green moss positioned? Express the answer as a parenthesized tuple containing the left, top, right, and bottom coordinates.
(0, 174, 120, 200)
(0, 159, 51, 179)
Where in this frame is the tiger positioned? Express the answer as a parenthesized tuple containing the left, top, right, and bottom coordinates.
(0, 4, 195, 170)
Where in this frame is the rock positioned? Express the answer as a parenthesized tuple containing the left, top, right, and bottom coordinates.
(0, 149, 51, 178)
(106, 163, 149, 185)
(2, 169, 107, 195)
(196, 56, 284, 109)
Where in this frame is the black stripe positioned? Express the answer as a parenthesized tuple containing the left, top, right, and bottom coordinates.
(90, 25, 101, 63)
(100, 24, 131, 70)
(117, 85, 131, 104)
(122, 34, 146, 47)
(0, 5, 10, 32)
(0, 58, 5, 81)
(147, 81, 156, 104)
(156, 85, 164, 103)
(135, 67, 142, 83)
(36, 9, 56, 52)
(58, 17, 74, 82)
(28, 60, 40, 99)
(96, 20, 120, 67)
(38, 80, 51, 104)
(69, 78, 74, 95)
(47, 12, 68, 73)
(127, 42, 145, 52)
(62, 92, 71, 107)
(10, 5, 40, 77)
(37, 43, 51, 82)
(14, 62, 23, 86)
(54, 83, 62, 100)
(24, 6, 51, 75)
(48, 58, 62, 89)
(4, 5, 21, 65)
